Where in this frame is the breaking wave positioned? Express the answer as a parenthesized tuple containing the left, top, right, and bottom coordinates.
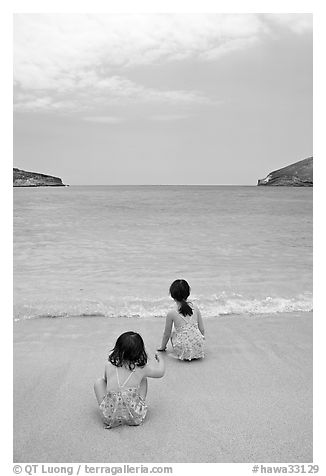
(13, 292, 313, 321)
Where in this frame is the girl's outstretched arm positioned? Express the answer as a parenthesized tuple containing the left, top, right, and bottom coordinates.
(144, 352, 165, 378)
(157, 312, 173, 351)
(197, 308, 205, 336)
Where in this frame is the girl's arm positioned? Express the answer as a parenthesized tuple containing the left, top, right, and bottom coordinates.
(104, 363, 109, 382)
(144, 352, 165, 378)
(197, 307, 205, 336)
(104, 362, 112, 382)
(157, 312, 173, 351)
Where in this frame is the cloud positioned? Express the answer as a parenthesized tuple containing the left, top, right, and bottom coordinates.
(13, 73, 209, 113)
(199, 36, 258, 60)
(14, 92, 77, 112)
(14, 14, 264, 83)
(261, 13, 312, 34)
(83, 116, 124, 124)
(150, 114, 191, 121)
(13, 13, 312, 114)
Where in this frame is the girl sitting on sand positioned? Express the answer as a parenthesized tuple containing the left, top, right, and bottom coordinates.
(94, 331, 165, 429)
(157, 279, 205, 360)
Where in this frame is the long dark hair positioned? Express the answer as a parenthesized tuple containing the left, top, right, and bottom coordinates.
(169, 279, 193, 317)
(109, 331, 148, 370)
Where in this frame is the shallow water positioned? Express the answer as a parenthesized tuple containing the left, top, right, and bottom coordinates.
(13, 185, 312, 320)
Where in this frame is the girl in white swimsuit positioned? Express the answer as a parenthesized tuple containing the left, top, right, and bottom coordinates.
(94, 331, 165, 429)
(158, 279, 205, 361)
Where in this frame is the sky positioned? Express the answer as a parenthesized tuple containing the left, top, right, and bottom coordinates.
(13, 13, 313, 185)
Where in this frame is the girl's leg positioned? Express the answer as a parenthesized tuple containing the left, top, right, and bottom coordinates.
(94, 378, 107, 404)
(139, 377, 148, 400)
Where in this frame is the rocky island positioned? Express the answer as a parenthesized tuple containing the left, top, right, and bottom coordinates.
(13, 168, 66, 187)
(257, 157, 313, 187)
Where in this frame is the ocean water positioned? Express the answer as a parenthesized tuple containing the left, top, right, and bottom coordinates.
(13, 185, 313, 320)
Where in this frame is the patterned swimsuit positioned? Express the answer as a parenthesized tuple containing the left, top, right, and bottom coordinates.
(99, 367, 147, 429)
(171, 309, 205, 361)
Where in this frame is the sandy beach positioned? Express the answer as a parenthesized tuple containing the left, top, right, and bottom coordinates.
(13, 313, 312, 463)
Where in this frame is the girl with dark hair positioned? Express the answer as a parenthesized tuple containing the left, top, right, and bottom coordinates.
(94, 331, 165, 429)
(158, 279, 205, 360)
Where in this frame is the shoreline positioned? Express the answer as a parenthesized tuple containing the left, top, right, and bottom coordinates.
(13, 312, 312, 462)
(13, 308, 313, 322)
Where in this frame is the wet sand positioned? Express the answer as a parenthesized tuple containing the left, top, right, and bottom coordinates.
(13, 313, 312, 462)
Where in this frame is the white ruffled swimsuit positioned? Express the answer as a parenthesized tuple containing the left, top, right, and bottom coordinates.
(171, 309, 205, 360)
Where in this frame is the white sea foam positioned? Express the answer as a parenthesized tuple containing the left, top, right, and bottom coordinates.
(13, 292, 313, 321)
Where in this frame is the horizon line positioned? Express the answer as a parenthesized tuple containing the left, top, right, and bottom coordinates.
(64, 183, 257, 187)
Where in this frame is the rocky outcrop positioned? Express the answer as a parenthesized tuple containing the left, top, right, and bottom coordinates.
(257, 157, 313, 187)
(13, 168, 66, 187)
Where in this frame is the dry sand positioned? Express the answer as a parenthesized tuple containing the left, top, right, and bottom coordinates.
(13, 313, 312, 463)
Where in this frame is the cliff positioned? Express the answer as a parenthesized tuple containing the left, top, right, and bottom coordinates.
(13, 168, 66, 187)
(257, 157, 313, 187)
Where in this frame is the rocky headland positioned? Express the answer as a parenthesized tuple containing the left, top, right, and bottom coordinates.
(13, 168, 66, 187)
(257, 157, 313, 187)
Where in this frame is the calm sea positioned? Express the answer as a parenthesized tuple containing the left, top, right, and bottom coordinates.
(13, 185, 312, 320)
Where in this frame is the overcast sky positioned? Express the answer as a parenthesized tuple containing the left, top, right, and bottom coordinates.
(13, 13, 312, 185)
